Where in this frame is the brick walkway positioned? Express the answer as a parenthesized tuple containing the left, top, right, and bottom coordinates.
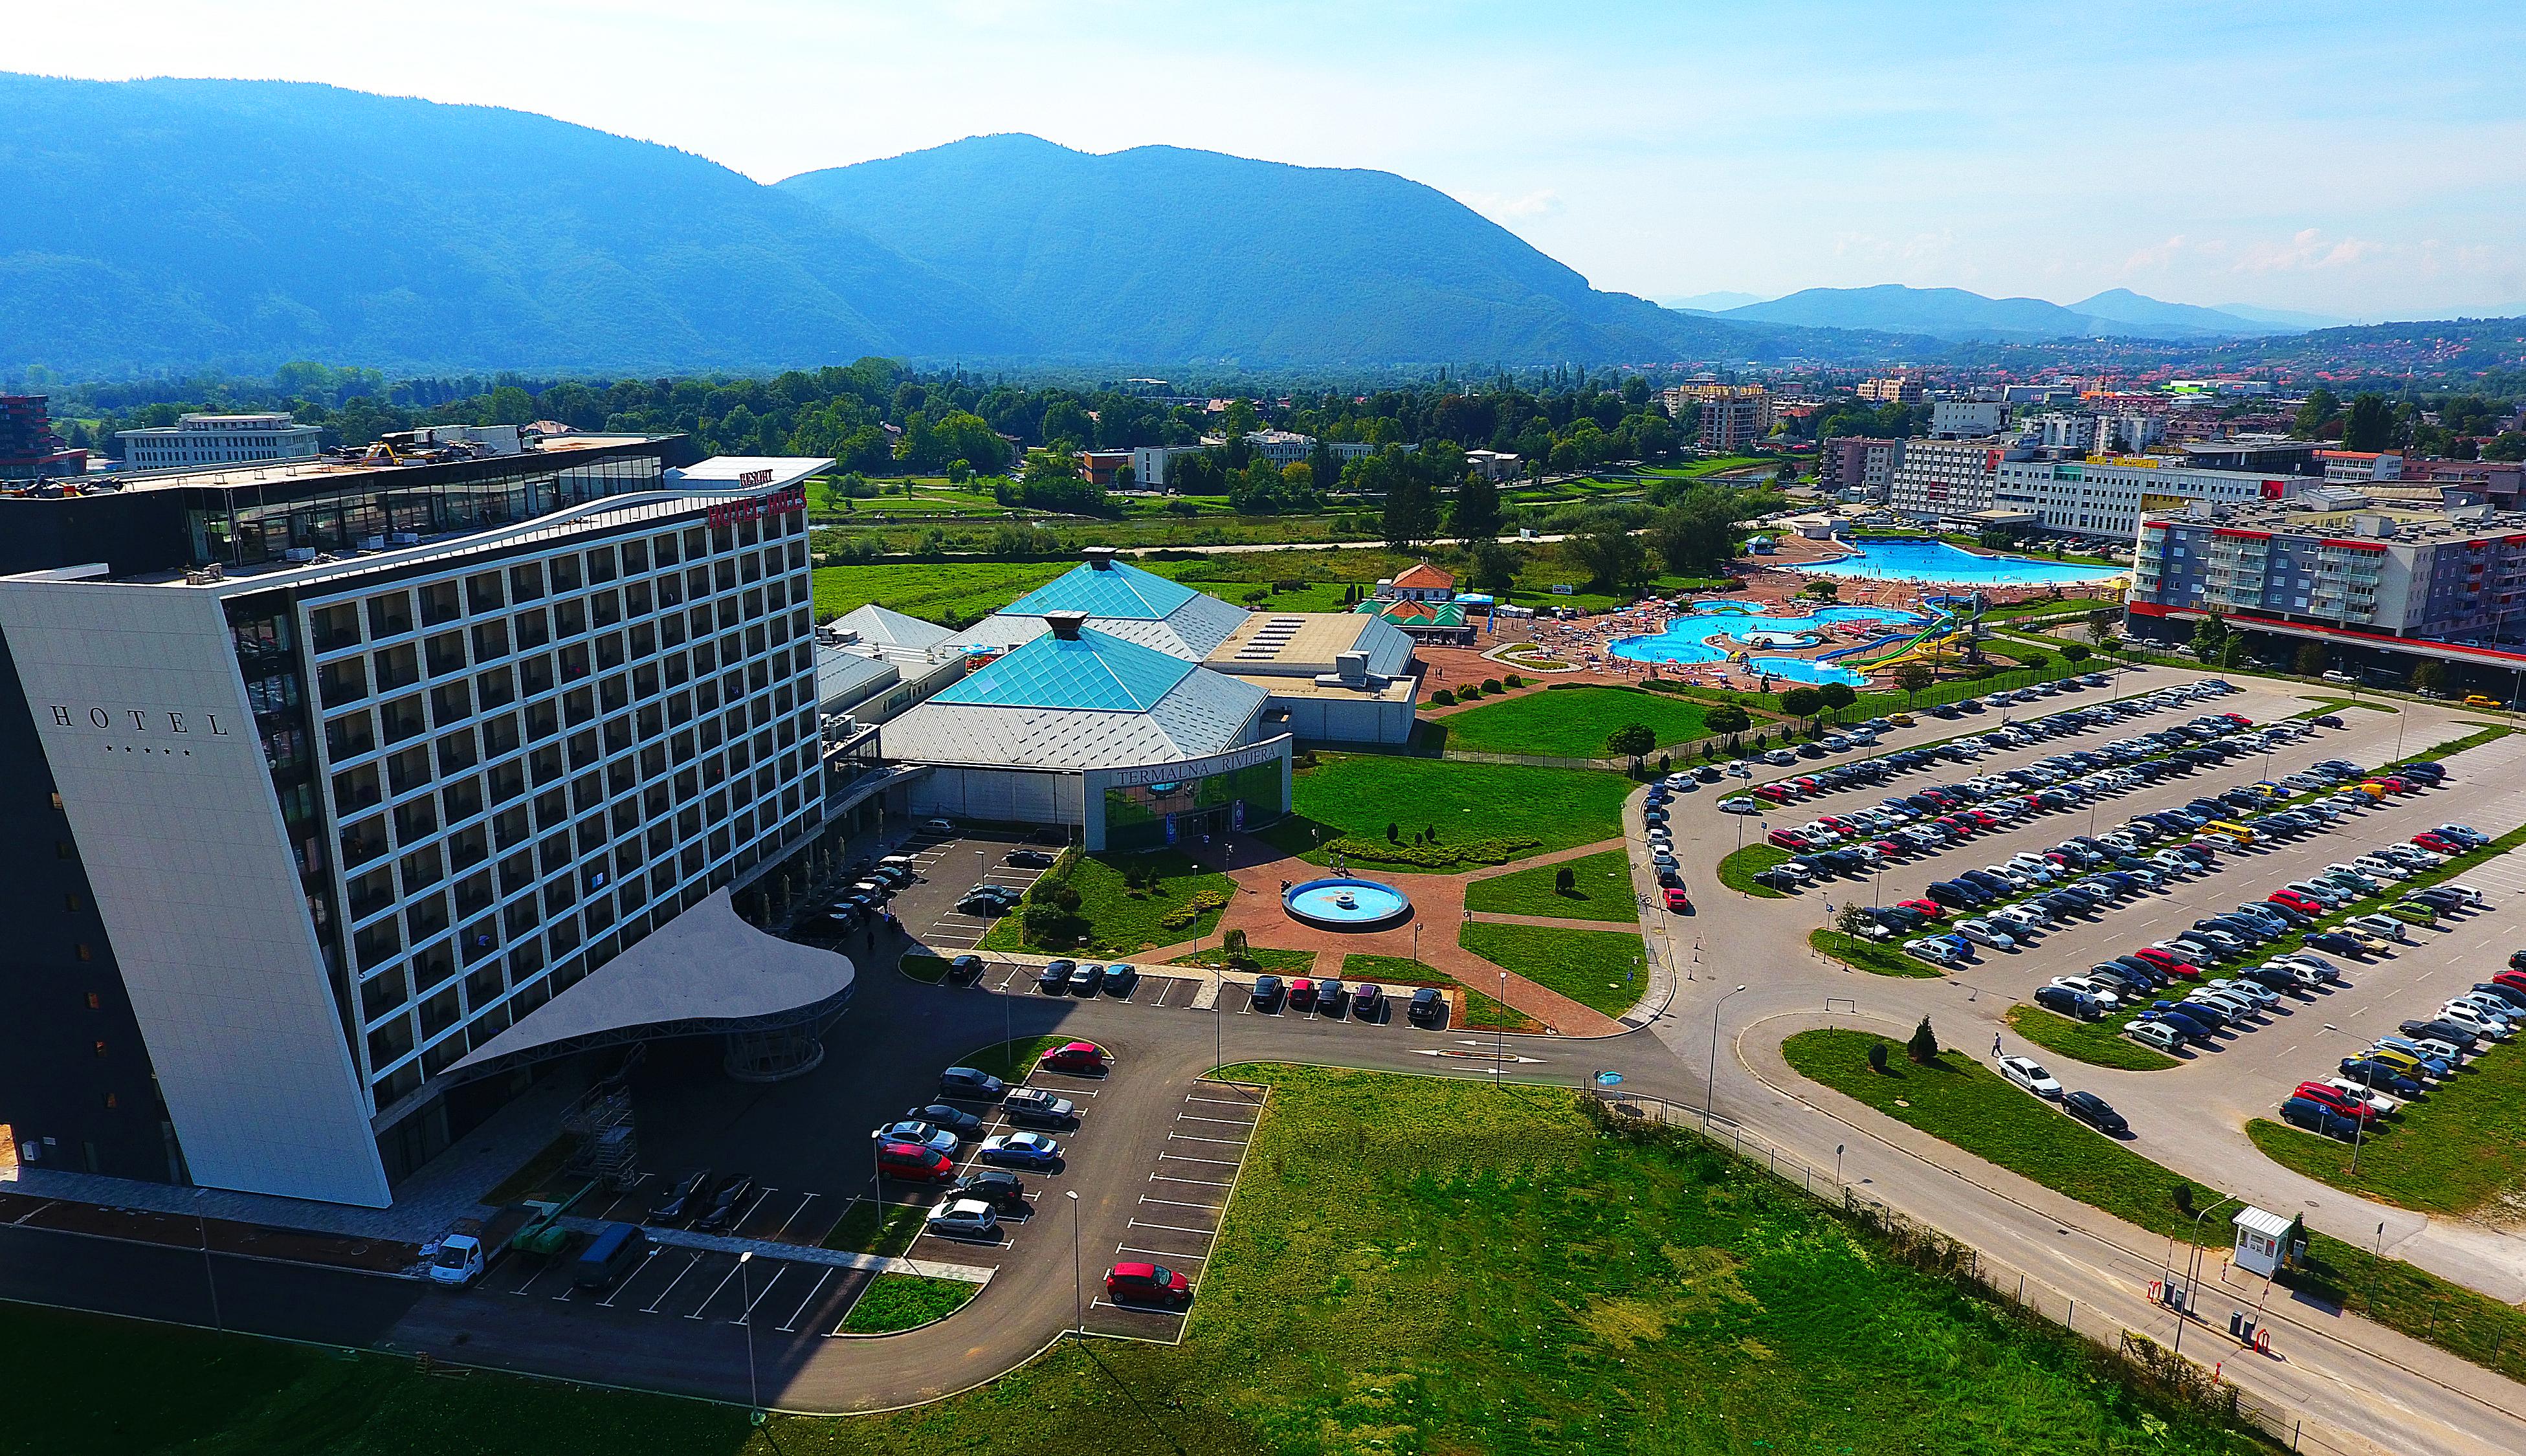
(1145, 834, 1634, 1036)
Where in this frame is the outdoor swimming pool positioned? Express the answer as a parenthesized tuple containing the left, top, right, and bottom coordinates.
(1608, 604, 1927, 687)
(1800, 538, 2125, 586)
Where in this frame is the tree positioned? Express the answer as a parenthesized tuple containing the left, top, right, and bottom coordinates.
(1606, 722, 1658, 765)
(1382, 474, 1441, 553)
(1817, 682, 1857, 720)
(1835, 903, 1874, 936)
(1800, 577, 1841, 601)
(2341, 393, 2395, 452)
(2015, 650, 2048, 673)
(1222, 927, 1250, 965)
(2294, 643, 2330, 677)
(2411, 660, 2446, 696)
(1867, 1042, 1890, 1074)
(1892, 663, 1934, 703)
(1554, 866, 1577, 897)
(1704, 702, 1751, 734)
(1906, 1017, 1940, 1065)
(1651, 485, 1775, 578)
(1778, 686, 1823, 722)
(2086, 606, 2120, 652)
(2062, 643, 2092, 663)
(1568, 518, 1651, 592)
(2188, 612, 2229, 664)
(1467, 538, 1520, 590)
(1451, 474, 1503, 542)
(2291, 388, 2340, 439)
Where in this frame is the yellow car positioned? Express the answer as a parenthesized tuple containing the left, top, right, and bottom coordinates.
(2463, 694, 2505, 710)
(1889, 712, 1916, 726)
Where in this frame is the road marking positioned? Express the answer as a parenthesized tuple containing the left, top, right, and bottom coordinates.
(1138, 1197, 1224, 1212)
(768, 1191, 822, 1242)
(775, 1267, 836, 1331)
(1175, 1114, 1256, 1128)
(1158, 1153, 1241, 1167)
(640, 1252, 704, 1313)
(597, 1250, 659, 1306)
(1167, 1132, 1249, 1147)
(729, 1264, 792, 1325)
(1118, 1244, 1206, 1262)
(685, 1259, 746, 1320)
(1092, 1297, 1185, 1317)
(1150, 1173, 1233, 1187)
(1129, 1219, 1220, 1237)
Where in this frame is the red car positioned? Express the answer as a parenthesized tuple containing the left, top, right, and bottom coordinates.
(1964, 810, 1999, 829)
(1793, 777, 1821, 795)
(1040, 1041, 1109, 1075)
(2413, 833, 2462, 854)
(1753, 784, 1794, 803)
(2294, 1082, 2381, 1122)
(876, 1140, 955, 1182)
(1896, 898, 1947, 921)
(2222, 712, 2252, 726)
(2131, 949, 2203, 980)
(2266, 890, 2325, 916)
(1664, 887, 1692, 912)
(1767, 830, 1811, 850)
(1105, 1261, 1190, 1306)
(1287, 977, 1316, 1009)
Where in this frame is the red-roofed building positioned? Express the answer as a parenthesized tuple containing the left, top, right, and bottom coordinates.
(1381, 561, 1456, 602)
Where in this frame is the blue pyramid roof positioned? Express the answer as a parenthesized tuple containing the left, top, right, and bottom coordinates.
(1003, 558, 1201, 621)
(932, 626, 1199, 712)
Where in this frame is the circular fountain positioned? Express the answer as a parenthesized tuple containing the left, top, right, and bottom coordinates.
(1282, 876, 1414, 932)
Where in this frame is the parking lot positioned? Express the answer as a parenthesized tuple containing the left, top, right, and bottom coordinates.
(493, 1231, 885, 1336)
(1085, 1079, 1264, 1341)
(894, 830, 1056, 955)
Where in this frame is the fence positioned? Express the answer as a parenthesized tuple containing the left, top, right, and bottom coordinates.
(1587, 1088, 2393, 1456)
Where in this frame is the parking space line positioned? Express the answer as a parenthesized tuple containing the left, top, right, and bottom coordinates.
(1140, 1197, 1223, 1213)
(1168, 1132, 1249, 1147)
(640, 1252, 705, 1313)
(776, 1267, 836, 1332)
(1150, 1173, 1233, 1187)
(1118, 1244, 1206, 1262)
(1159, 1153, 1240, 1167)
(729, 1265, 792, 1325)
(684, 1260, 745, 1320)
(1091, 1297, 1184, 1317)
(1129, 1219, 1220, 1237)
(597, 1250, 661, 1307)
(1176, 1114, 1256, 1127)
(768, 1191, 821, 1242)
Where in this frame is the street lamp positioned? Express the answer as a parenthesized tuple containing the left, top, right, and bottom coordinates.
(1704, 984, 1749, 1125)
(2160, 1191, 2240, 1356)
(738, 1251, 760, 1412)
(1065, 1189, 1083, 1336)
(2318, 1023, 2374, 1173)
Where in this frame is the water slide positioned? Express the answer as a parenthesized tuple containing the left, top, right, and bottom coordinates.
(1829, 593, 1980, 671)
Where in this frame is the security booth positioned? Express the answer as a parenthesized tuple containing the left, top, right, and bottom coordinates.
(2232, 1206, 2294, 1277)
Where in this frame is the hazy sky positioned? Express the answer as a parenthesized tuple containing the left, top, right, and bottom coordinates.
(19, 0, 2525, 320)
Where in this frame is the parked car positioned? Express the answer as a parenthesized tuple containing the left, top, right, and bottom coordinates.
(1001, 1088, 1078, 1126)
(1998, 1055, 2063, 1098)
(978, 1132, 1063, 1170)
(2279, 1096, 2363, 1140)
(2061, 1090, 2129, 1135)
(1039, 1041, 1109, 1075)
(1250, 974, 1284, 1009)
(938, 1066, 1006, 1101)
(1105, 1261, 1191, 1307)
(692, 1175, 758, 1233)
(925, 1198, 1001, 1241)
(1408, 986, 1447, 1026)
(650, 1168, 715, 1224)
(905, 1103, 984, 1139)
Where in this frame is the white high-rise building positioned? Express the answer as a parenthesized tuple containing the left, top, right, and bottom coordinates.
(117, 413, 325, 469)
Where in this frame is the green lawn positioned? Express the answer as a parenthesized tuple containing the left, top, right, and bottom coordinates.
(837, 1274, 980, 1334)
(1717, 844, 1790, 898)
(979, 848, 1232, 955)
(1810, 928, 1941, 978)
(1260, 754, 1631, 870)
(810, 560, 1067, 623)
(1785, 1029, 2526, 1381)
(2003, 1004, 2178, 1072)
(1461, 849, 1637, 921)
(1166, 945, 1318, 975)
(2243, 1041, 2526, 1216)
(821, 1198, 926, 1257)
(0, 1068, 2285, 1455)
(1457, 921, 1646, 1018)
(898, 951, 950, 983)
(1439, 685, 1711, 759)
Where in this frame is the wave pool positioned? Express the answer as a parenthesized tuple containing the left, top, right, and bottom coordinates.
(1608, 604, 1927, 687)
(1801, 538, 2125, 586)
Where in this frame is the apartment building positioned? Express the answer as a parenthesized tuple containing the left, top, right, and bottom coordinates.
(1856, 376, 1925, 404)
(1819, 436, 1905, 500)
(1993, 456, 2281, 539)
(1886, 439, 2007, 519)
(0, 395, 88, 481)
(1928, 401, 2005, 438)
(1694, 388, 1773, 451)
(118, 413, 325, 470)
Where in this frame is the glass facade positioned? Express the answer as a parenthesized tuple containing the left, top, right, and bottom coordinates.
(1101, 759, 1284, 852)
(184, 450, 665, 569)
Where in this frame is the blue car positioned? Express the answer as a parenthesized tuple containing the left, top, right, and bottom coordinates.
(977, 1132, 1062, 1170)
(2146, 1004, 2220, 1039)
(2279, 1096, 2361, 1140)
(2336, 1059, 2424, 1099)
(2303, 932, 2367, 957)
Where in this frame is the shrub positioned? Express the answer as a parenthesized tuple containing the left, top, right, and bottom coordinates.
(1458, 684, 1483, 700)
(1906, 1016, 1940, 1064)
(1503, 673, 1524, 688)
(1867, 1042, 1889, 1074)
(1481, 678, 1503, 694)
(1431, 688, 1457, 706)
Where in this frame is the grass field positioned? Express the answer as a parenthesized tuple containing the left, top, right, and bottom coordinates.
(0, 1068, 2290, 1456)
(1260, 753, 1630, 870)
(1784, 1029, 2526, 1380)
(837, 1274, 980, 1334)
(2003, 1003, 2180, 1072)
(1439, 685, 1712, 758)
(1716, 843, 1790, 898)
(2243, 1041, 2526, 1216)
(1461, 848, 1636, 921)
(810, 560, 1067, 623)
(1810, 928, 1941, 977)
(1338, 953, 1539, 1031)
(1458, 921, 1646, 1018)
(898, 952, 950, 983)
(979, 849, 1232, 955)
(822, 1198, 925, 1257)
(1166, 945, 1317, 975)
(953, 1035, 1070, 1086)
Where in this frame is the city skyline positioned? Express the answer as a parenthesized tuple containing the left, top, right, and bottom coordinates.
(10, 0, 2524, 324)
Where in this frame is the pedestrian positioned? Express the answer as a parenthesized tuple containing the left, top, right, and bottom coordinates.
(1991, 1033, 2002, 1057)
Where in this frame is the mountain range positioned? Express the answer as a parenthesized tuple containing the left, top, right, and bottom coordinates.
(1701, 284, 2312, 341)
(0, 72, 2382, 379)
